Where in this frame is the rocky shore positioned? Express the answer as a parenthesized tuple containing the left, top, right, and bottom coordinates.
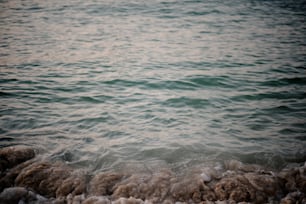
(0, 146, 305, 204)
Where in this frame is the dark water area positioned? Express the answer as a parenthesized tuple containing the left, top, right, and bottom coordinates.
(1, 0, 306, 179)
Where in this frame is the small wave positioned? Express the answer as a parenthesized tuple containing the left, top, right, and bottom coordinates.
(102, 79, 199, 91)
(102, 79, 145, 87)
(186, 9, 222, 16)
(0, 78, 18, 84)
(68, 116, 114, 129)
(0, 91, 15, 97)
(279, 127, 306, 135)
(188, 76, 236, 88)
(260, 76, 306, 87)
(162, 96, 211, 109)
(0, 137, 14, 142)
(230, 91, 306, 102)
(144, 80, 198, 90)
(78, 96, 103, 104)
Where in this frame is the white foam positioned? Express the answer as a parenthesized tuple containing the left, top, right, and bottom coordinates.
(200, 172, 211, 182)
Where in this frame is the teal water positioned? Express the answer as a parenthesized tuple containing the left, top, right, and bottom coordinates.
(0, 0, 306, 172)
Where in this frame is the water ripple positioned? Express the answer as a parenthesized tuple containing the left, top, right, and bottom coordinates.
(0, 0, 305, 171)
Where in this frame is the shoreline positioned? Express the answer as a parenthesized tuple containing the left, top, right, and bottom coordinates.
(0, 146, 305, 204)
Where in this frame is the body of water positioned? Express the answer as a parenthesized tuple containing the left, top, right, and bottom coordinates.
(1, 0, 306, 174)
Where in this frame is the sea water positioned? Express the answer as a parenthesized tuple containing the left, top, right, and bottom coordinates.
(1, 0, 306, 174)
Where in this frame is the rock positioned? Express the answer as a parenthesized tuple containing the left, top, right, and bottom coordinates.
(112, 197, 144, 204)
(0, 187, 28, 204)
(82, 196, 111, 204)
(278, 165, 306, 194)
(0, 146, 35, 172)
(112, 170, 173, 202)
(280, 191, 306, 204)
(244, 173, 279, 195)
(224, 160, 261, 173)
(89, 172, 124, 196)
(214, 175, 255, 203)
(0, 187, 47, 204)
(170, 174, 205, 203)
(15, 161, 86, 198)
(0, 159, 35, 192)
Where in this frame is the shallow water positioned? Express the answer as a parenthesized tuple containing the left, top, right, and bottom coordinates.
(1, 146, 306, 203)
(0, 0, 306, 173)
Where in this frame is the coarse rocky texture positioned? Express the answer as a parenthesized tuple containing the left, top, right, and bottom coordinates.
(213, 173, 280, 203)
(89, 172, 125, 196)
(14, 161, 87, 198)
(0, 146, 35, 172)
(0, 146, 305, 204)
(0, 187, 48, 204)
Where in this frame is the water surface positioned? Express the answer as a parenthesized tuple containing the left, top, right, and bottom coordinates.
(1, 0, 306, 173)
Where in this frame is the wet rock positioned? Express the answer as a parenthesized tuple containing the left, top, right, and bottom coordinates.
(112, 170, 173, 202)
(56, 174, 87, 198)
(170, 174, 205, 203)
(112, 197, 145, 204)
(280, 191, 306, 204)
(278, 165, 306, 195)
(66, 193, 86, 204)
(296, 166, 306, 194)
(112, 174, 148, 199)
(83, 196, 111, 204)
(0, 146, 35, 172)
(15, 161, 68, 197)
(0, 187, 28, 204)
(0, 187, 47, 204)
(82, 196, 145, 204)
(214, 171, 284, 204)
(0, 159, 35, 192)
(224, 160, 261, 173)
(89, 172, 124, 196)
(278, 168, 299, 192)
(15, 161, 86, 198)
(202, 190, 216, 201)
(139, 170, 172, 202)
(244, 173, 279, 195)
(214, 175, 255, 203)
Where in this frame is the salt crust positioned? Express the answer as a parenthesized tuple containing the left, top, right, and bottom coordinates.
(0, 146, 305, 204)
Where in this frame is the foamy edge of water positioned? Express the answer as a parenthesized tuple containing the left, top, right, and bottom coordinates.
(0, 146, 305, 204)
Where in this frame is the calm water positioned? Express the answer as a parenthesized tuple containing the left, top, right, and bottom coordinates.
(1, 0, 306, 173)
